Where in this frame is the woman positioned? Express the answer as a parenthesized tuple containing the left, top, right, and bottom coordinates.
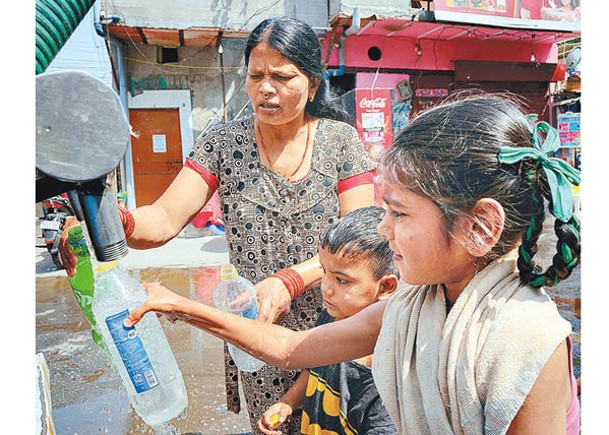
(62, 16, 375, 434)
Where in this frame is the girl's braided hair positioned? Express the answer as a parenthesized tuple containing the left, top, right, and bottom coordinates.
(379, 91, 580, 288)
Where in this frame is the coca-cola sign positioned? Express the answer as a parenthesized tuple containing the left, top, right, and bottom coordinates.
(359, 97, 388, 110)
(355, 88, 393, 208)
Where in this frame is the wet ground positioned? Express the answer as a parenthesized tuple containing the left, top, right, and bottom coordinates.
(35, 215, 580, 434)
(36, 265, 253, 435)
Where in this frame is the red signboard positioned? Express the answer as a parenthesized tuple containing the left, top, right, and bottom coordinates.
(434, 0, 581, 32)
(355, 88, 393, 206)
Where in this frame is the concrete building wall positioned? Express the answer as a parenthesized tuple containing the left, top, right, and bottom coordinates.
(102, 0, 330, 31)
(125, 38, 250, 140)
(329, 0, 415, 19)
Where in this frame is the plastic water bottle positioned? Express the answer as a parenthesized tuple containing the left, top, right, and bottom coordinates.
(92, 261, 188, 427)
(213, 264, 265, 372)
(66, 226, 106, 350)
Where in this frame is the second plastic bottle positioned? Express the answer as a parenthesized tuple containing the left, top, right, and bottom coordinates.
(213, 264, 265, 372)
(92, 262, 188, 427)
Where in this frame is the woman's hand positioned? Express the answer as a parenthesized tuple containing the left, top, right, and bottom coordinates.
(257, 402, 293, 435)
(124, 282, 189, 327)
(256, 277, 292, 324)
(58, 216, 80, 277)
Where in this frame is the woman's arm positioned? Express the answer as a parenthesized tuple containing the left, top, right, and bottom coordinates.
(127, 167, 214, 249)
(59, 166, 214, 274)
(339, 183, 375, 217)
(506, 340, 570, 434)
(125, 282, 386, 369)
(256, 181, 375, 323)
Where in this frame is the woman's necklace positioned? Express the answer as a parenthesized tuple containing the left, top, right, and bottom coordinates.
(256, 115, 311, 180)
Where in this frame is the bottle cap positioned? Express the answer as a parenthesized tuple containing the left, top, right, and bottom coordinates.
(67, 226, 86, 245)
(220, 264, 238, 281)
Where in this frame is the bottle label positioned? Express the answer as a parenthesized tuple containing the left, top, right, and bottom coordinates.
(242, 302, 259, 321)
(106, 310, 159, 393)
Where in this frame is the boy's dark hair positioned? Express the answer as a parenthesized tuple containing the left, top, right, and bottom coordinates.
(320, 206, 399, 280)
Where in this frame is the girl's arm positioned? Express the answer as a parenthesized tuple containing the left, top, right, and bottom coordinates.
(124, 282, 385, 369)
(506, 340, 570, 434)
(127, 167, 214, 249)
(256, 182, 375, 323)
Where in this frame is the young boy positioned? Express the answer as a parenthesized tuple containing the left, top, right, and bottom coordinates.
(257, 206, 399, 435)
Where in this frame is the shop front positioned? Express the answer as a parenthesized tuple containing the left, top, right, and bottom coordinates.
(322, 3, 580, 186)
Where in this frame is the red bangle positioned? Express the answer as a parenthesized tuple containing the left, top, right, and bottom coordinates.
(118, 206, 135, 238)
(269, 268, 306, 300)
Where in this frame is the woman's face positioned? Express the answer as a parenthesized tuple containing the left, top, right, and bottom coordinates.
(377, 180, 475, 294)
(246, 43, 314, 126)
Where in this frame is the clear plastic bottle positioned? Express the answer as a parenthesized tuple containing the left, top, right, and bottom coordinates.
(66, 225, 106, 350)
(213, 264, 265, 372)
(91, 261, 188, 427)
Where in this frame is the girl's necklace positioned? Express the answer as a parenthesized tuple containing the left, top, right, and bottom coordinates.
(256, 116, 310, 180)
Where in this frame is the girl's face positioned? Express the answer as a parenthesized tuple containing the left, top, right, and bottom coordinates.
(377, 181, 476, 296)
(246, 42, 314, 126)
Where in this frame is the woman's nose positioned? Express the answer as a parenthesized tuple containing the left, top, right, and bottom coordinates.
(259, 79, 275, 95)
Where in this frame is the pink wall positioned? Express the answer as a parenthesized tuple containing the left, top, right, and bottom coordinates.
(325, 34, 559, 71)
(356, 73, 411, 102)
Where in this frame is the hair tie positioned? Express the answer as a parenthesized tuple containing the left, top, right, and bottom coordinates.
(497, 120, 581, 222)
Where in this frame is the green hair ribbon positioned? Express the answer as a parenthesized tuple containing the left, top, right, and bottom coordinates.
(497, 121, 581, 223)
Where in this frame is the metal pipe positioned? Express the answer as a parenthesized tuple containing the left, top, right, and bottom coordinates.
(218, 35, 228, 122)
(116, 41, 136, 210)
(324, 7, 361, 84)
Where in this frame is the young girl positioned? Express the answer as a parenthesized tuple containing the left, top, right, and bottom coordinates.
(125, 93, 580, 434)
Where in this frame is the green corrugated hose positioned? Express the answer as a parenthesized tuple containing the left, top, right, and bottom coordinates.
(35, 0, 97, 74)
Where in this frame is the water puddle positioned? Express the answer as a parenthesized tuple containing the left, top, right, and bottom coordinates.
(36, 266, 252, 434)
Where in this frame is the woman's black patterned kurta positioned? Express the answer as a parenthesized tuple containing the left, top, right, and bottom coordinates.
(187, 114, 375, 434)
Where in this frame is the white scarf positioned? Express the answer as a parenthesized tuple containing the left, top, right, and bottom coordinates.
(372, 253, 571, 434)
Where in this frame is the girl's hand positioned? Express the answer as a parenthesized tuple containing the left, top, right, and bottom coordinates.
(58, 216, 80, 277)
(257, 402, 293, 435)
(255, 277, 292, 324)
(124, 282, 188, 327)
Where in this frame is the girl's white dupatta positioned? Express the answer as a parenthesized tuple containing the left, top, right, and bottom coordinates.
(373, 253, 571, 434)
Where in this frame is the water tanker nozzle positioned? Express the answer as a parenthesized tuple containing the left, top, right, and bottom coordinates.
(36, 70, 131, 262)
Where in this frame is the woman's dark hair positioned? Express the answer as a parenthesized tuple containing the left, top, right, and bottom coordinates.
(320, 206, 399, 280)
(244, 17, 349, 123)
(379, 91, 580, 288)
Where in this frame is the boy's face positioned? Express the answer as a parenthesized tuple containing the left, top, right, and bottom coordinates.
(319, 246, 386, 321)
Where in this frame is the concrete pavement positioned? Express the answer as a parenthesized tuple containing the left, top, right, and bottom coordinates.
(35, 220, 230, 277)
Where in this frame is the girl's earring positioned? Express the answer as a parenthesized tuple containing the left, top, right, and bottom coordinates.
(309, 95, 314, 103)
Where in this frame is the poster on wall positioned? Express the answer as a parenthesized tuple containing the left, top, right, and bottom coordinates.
(355, 88, 393, 163)
(434, 0, 580, 32)
(355, 88, 392, 206)
(557, 111, 580, 148)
